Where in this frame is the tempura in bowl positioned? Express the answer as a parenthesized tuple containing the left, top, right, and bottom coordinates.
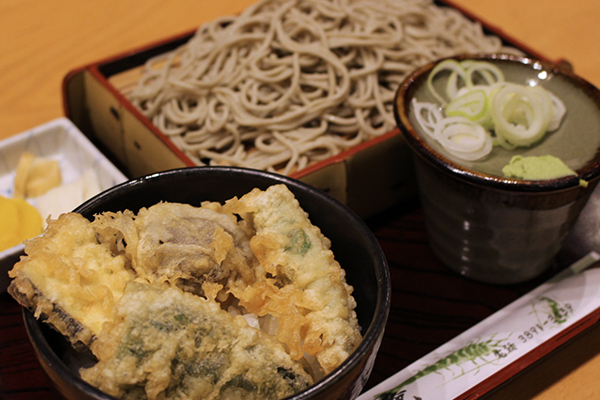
(8, 184, 361, 400)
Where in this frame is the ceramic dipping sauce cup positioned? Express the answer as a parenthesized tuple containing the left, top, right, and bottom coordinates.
(394, 53, 600, 284)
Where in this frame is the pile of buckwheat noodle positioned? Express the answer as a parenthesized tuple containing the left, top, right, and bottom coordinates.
(129, 0, 519, 175)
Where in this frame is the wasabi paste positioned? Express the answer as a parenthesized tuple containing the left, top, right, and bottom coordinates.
(502, 155, 577, 180)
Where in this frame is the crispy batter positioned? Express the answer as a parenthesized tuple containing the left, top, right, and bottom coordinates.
(8, 213, 133, 347)
(92, 202, 258, 297)
(223, 184, 361, 374)
(81, 282, 312, 400)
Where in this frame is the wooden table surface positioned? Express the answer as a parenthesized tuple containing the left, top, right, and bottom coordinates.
(2, 1, 600, 399)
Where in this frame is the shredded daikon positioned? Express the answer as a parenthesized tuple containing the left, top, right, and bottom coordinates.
(412, 59, 566, 161)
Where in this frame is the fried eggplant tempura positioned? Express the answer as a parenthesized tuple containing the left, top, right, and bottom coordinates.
(81, 282, 312, 400)
(224, 185, 361, 374)
(8, 212, 134, 348)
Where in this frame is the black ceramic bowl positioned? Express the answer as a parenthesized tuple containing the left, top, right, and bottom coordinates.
(22, 166, 391, 400)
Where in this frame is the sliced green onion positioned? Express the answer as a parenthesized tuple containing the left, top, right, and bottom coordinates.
(547, 90, 567, 131)
(412, 59, 567, 160)
(433, 116, 493, 161)
(426, 59, 466, 105)
(491, 83, 552, 147)
(412, 98, 443, 139)
(411, 98, 493, 161)
(464, 61, 504, 88)
(446, 89, 490, 124)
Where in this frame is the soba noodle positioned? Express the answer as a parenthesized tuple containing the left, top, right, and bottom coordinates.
(129, 0, 519, 175)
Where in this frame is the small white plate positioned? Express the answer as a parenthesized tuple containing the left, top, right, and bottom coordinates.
(0, 118, 128, 292)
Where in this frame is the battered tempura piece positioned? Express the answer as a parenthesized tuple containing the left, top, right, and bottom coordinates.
(223, 184, 361, 374)
(81, 282, 312, 400)
(8, 213, 133, 347)
(92, 202, 257, 297)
